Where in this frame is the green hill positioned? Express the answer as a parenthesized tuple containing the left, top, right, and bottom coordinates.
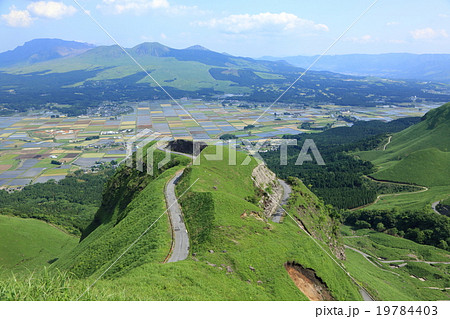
(0, 215, 77, 274)
(374, 148, 450, 187)
(357, 102, 450, 209)
(2, 144, 449, 300)
(2, 145, 362, 300)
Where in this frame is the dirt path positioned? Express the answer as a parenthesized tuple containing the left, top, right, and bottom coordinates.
(383, 135, 392, 151)
(345, 245, 450, 267)
(345, 245, 401, 277)
(351, 176, 428, 211)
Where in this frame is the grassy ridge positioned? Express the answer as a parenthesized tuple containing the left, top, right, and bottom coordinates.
(0, 215, 77, 274)
(373, 148, 450, 187)
(1, 145, 445, 300)
(172, 146, 361, 300)
(356, 102, 450, 211)
(1, 146, 362, 300)
(54, 147, 191, 278)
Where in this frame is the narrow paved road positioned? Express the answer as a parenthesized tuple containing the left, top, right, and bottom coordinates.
(272, 179, 292, 223)
(166, 170, 190, 263)
(359, 288, 375, 301)
(158, 144, 195, 263)
(431, 201, 441, 215)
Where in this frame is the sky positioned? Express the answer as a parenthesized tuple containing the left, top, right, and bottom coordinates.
(1, 0, 450, 57)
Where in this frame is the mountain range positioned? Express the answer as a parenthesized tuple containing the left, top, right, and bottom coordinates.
(0, 39, 95, 68)
(1, 39, 449, 116)
(262, 53, 450, 83)
(3, 39, 450, 83)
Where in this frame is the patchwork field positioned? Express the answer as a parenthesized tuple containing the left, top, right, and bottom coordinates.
(0, 100, 438, 189)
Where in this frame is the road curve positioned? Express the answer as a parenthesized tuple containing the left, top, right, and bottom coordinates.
(351, 176, 429, 211)
(272, 179, 292, 223)
(166, 170, 189, 263)
(431, 201, 441, 215)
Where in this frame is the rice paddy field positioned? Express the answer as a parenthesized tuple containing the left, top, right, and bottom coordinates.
(0, 100, 438, 189)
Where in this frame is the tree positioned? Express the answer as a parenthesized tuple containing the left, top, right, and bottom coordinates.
(355, 220, 371, 229)
(300, 122, 312, 130)
(376, 222, 386, 232)
(220, 134, 236, 140)
(406, 228, 425, 244)
(386, 228, 398, 236)
(438, 240, 448, 250)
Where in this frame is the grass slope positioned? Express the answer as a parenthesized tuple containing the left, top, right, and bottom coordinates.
(342, 226, 449, 300)
(2, 146, 445, 300)
(373, 148, 450, 187)
(356, 102, 450, 210)
(2, 146, 362, 300)
(54, 149, 190, 279)
(169, 146, 361, 300)
(3, 45, 267, 93)
(0, 215, 77, 274)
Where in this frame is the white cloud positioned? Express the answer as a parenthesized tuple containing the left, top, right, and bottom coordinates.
(411, 27, 448, 40)
(345, 34, 373, 43)
(388, 39, 406, 44)
(27, 1, 77, 19)
(98, 0, 170, 14)
(1, 6, 34, 27)
(167, 5, 207, 16)
(195, 12, 329, 34)
(386, 21, 399, 26)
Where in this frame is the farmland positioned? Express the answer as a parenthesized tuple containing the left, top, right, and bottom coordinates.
(0, 99, 438, 190)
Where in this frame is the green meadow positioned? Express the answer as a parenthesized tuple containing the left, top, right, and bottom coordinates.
(0, 215, 77, 275)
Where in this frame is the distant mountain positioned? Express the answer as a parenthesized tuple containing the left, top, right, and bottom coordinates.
(0, 39, 95, 68)
(1, 40, 450, 116)
(262, 53, 450, 83)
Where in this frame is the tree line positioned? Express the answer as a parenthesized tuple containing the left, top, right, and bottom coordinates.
(344, 209, 450, 250)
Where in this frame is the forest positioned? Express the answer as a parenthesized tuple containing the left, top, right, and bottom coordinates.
(0, 169, 113, 235)
(262, 117, 421, 209)
(344, 209, 450, 250)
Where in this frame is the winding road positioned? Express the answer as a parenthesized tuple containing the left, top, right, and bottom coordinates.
(272, 179, 292, 223)
(166, 170, 190, 263)
(431, 201, 441, 215)
(159, 144, 195, 263)
(351, 176, 429, 211)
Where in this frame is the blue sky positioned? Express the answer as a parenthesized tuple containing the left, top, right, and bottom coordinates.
(1, 0, 450, 57)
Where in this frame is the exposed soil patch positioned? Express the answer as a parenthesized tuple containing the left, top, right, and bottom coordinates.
(168, 139, 207, 156)
(0, 164, 12, 171)
(285, 261, 334, 301)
